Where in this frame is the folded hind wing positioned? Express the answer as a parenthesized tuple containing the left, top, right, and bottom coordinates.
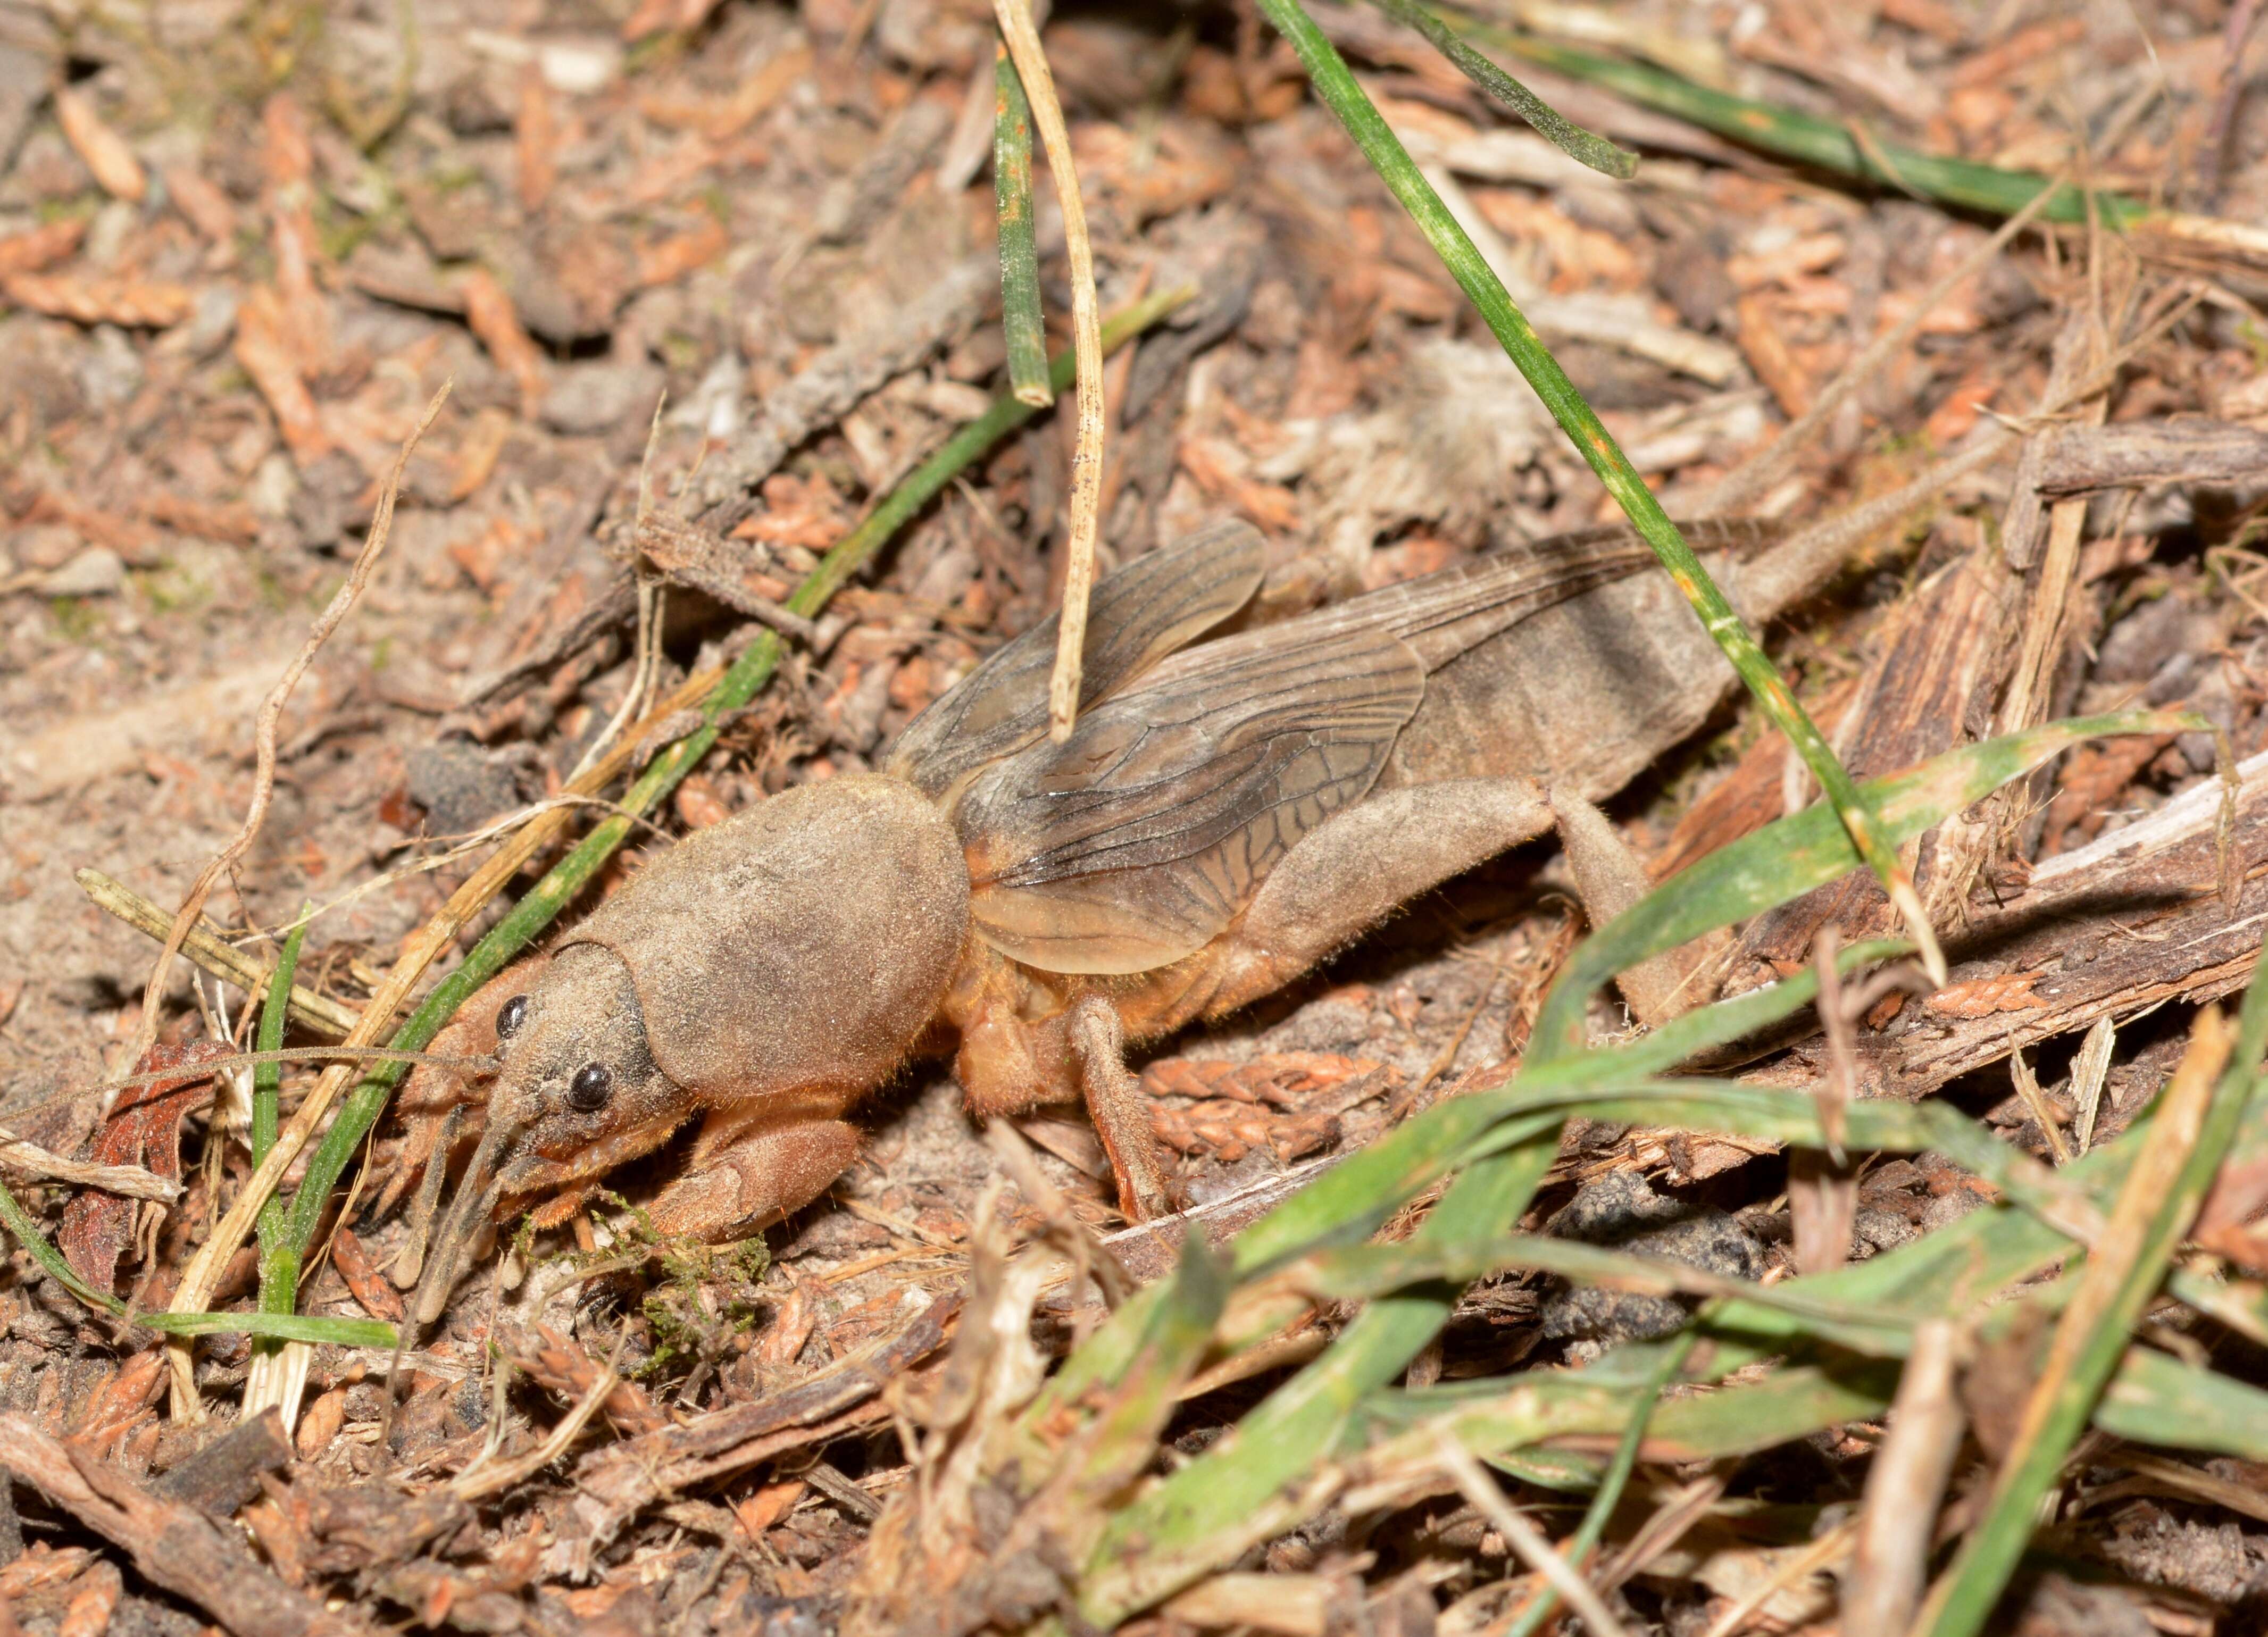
(888, 519, 1266, 801)
(953, 620, 1427, 974)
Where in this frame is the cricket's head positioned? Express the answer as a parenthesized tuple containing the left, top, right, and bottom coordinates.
(408, 774, 972, 1333)
(409, 942, 691, 1330)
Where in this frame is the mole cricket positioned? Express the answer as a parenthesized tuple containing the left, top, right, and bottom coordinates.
(395, 513, 1816, 1332)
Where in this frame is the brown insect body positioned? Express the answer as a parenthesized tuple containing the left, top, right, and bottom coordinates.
(403, 514, 1793, 1325)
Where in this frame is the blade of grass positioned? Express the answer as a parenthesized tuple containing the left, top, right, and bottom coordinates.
(1529, 708, 2204, 1064)
(1361, 0, 1634, 177)
(248, 916, 306, 1180)
(1915, 981, 2260, 1636)
(1371, 1331, 2268, 1482)
(989, 0, 1106, 744)
(254, 286, 1194, 1337)
(1256, 0, 1945, 986)
(1049, 709, 2158, 1608)
(245, 916, 312, 1423)
(0, 1173, 392, 1348)
(1502, 1330, 1695, 1637)
(1049, 940, 1907, 1410)
(993, 45, 1052, 408)
(1295, 1232, 1909, 1352)
(1445, 14, 2148, 228)
(1079, 1140, 1556, 1624)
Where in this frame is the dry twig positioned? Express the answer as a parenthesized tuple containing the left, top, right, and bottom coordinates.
(988, 0, 1106, 742)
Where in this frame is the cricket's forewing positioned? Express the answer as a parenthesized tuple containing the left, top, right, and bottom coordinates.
(888, 519, 1266, 801)
(942, 522, 1762, 978)
(954, 619, 1428, 973)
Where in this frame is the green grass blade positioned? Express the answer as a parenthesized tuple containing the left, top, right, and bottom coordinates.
(1362, 0, 1633, 177)
(1448, 15, 2148, 228)
(2098, 1346, 2268, 1463)
(1041, 941, 1897, 1414)
(1065, 1233, 1231, 1505)
(1297, 1234, 1910, 1353)
(1915, 967, 2267, 1637)
(1079, 1140, 1555, 1625)
(994, 44, 1053, 407)
(254, 916, 311, 1351)
(251, 915, 304, 1173)
(1529, 709, 2203, 1064)
(1500, 1330, 1694, 1637)
(1255, 0, 1934, 981)
(0, 1172, 393, 1349)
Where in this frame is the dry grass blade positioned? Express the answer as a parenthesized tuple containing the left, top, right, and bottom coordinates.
(1840, 1318, 1966, 1637)
(0, 1139, 174, 1202)
(989, 0, 1106, 742)
(1914, 1008, 2236, 1637)
(122, 382, 451, 1083)
(125, 382, 447, 1416)
(2072, 1016, 2116, 1156)
(159, 656, 731, 1422)
(1433, 1429, 1632, 1637)
(1698, 1519, 1855, 1637)
(452, 1345, 624, 1501)
(74, 870, 360, 1039)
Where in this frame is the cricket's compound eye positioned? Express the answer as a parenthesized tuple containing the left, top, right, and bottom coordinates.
(568, 1061, 614, 1112)
(496, 994, 530, 1040)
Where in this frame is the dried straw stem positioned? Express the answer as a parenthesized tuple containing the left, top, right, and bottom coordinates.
(990, 0, 1105, 742)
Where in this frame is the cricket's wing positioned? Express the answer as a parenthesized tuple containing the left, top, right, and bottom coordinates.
(950, 521, 1774, 976)
(887, 519, 1266, 801)
(954, 619, 1428, 974)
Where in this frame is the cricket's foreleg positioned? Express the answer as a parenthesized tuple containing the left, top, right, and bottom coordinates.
(644, 1113, 864, 1241)
(383, 952, 553, 1285)
(1069, 996, 1174, 1222)
(1202, 778, 1557, 1017)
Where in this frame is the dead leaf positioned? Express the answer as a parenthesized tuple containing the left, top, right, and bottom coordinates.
(330, 1227, 406, 1324)
(235, 285, 332, 463)
(59, 1039, 228, 1294)
(460, 267, 548, 415)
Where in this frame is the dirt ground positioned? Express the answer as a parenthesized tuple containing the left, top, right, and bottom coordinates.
(4, 0, 2268, 1631)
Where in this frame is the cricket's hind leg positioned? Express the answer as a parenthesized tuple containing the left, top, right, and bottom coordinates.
(643, 1109, 865, 1242)
(943, 954, 1179, 1221)
(1197, 778, 1560, 1018)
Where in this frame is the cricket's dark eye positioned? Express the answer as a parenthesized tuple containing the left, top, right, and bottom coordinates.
(568, 1062, 613, 1112)
(496, 995, 529, 1040)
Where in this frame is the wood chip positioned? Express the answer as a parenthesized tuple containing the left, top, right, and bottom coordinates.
(2, 273, 191, 329)
(54, 87, 146, 201)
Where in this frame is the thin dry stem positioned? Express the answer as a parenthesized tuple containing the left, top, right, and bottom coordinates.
(124, 382, 452, 1082)
(76, 869, 361, 1039)
(0, 1135, 174, 1201)
(1698, 1518, 1855, 1637)
(1432, 1430, 1632, 1637)
(451, 1340, 624, 1500)
(1841, 1318, 1966, 1637)
(990, 0, 1105, 743)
